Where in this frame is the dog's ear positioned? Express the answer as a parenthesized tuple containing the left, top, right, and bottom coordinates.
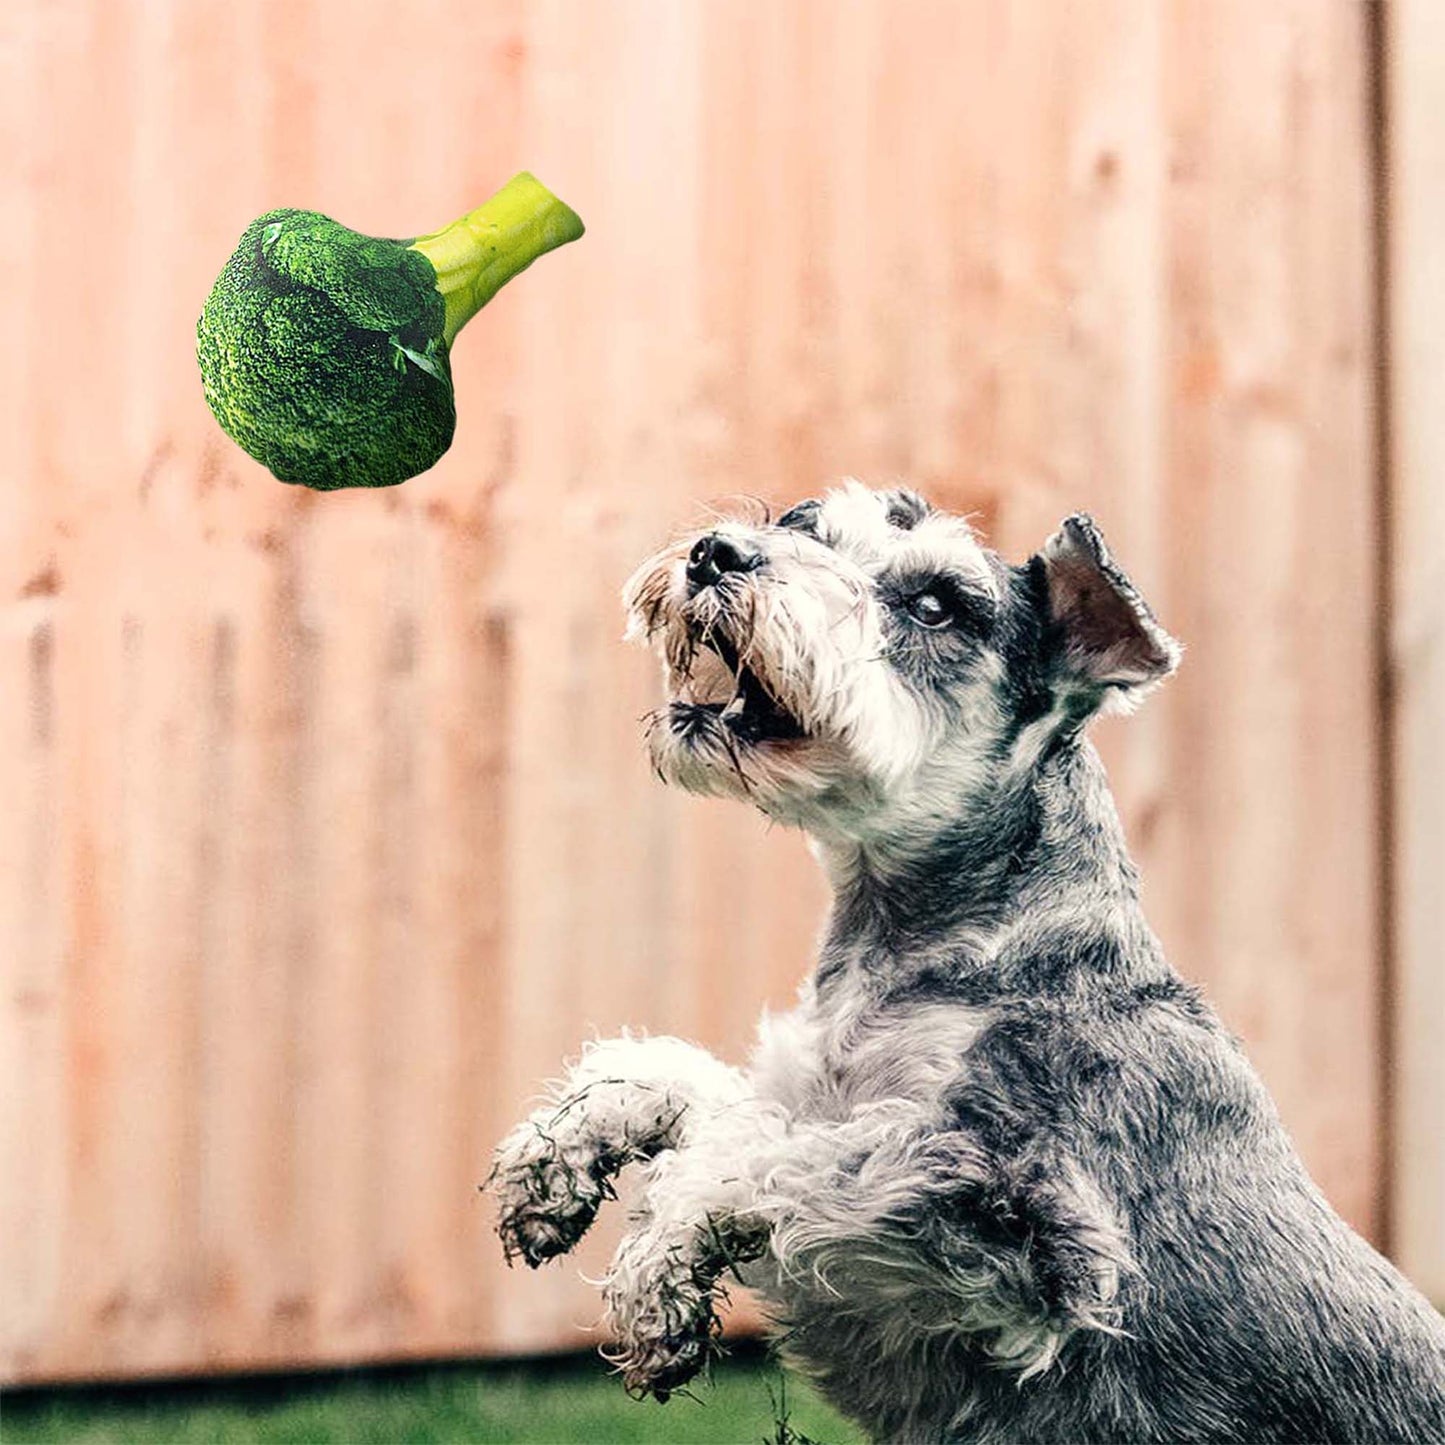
(1036, 515, 1180, 711)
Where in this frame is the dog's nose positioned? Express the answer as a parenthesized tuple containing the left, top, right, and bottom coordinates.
(685, 533, 763, 592)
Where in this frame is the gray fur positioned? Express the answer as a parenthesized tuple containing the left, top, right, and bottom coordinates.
(489, 484, 1445, 1444)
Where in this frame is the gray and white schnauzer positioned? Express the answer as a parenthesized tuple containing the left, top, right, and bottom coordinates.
(489, 483, 1445, 1443)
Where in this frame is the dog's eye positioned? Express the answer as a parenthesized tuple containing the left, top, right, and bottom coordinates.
(906, 590, 953, 627)
(777, 501, 821, 535)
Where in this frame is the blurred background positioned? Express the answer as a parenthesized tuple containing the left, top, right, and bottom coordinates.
(2, 0, 1442, 1418)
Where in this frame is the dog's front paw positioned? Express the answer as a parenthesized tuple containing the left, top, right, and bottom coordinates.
(602, 1228, 731, 1401)
(488, 1121, 611, 1267)
(615, 1317, 715, 1403)
(604, 1269, 719, 1400)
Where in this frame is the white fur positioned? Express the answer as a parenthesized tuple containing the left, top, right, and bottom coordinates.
(492, 979, 1127, 1397)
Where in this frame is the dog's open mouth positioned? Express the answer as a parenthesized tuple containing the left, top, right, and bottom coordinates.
(675, 629, 806, 744)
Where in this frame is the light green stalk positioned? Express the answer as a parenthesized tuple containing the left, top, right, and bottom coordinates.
(409, 172, 584, 346)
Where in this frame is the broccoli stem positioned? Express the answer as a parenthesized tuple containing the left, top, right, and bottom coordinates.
(409, 172, 584, 347)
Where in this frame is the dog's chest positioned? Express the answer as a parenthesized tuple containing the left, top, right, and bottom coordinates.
(758, 985, 992, 1122)
(834, 1000, 990, 1110)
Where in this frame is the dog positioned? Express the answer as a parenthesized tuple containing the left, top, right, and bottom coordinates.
(488, 483, 1445, 1443)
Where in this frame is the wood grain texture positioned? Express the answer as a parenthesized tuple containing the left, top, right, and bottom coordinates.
(0, 0, 1389, 1382)
(1386, 0, 1445, 1303)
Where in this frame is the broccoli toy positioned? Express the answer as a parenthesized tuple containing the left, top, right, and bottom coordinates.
(197, 172, 583, 490)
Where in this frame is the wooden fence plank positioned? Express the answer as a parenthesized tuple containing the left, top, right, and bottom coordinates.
(1386, 0, 1445, 1303)
(1145, 0, 1382, 1236)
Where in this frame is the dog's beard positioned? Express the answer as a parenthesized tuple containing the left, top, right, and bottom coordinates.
(632, 574, 824, 808)
(623, 544, 923, 821)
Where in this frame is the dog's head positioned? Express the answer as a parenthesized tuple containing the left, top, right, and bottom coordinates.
(624, 482, 1179, 839)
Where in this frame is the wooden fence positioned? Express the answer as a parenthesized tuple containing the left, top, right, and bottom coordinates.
(1, 0, 1434, 1385)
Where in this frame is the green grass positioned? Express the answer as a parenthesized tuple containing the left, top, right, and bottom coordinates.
(0, 1347, 864, 1445)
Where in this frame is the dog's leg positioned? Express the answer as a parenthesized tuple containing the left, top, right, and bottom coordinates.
(600, 1096, 783, 1398)
(603, 1100, 1131, 1397)
(489, 1035, 749, 1267)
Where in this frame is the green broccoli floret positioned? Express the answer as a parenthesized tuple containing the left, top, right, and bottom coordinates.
(196, 173, 583, 490)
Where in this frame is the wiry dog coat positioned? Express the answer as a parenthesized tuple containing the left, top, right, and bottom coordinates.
(490, 485, 1445, 1443)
